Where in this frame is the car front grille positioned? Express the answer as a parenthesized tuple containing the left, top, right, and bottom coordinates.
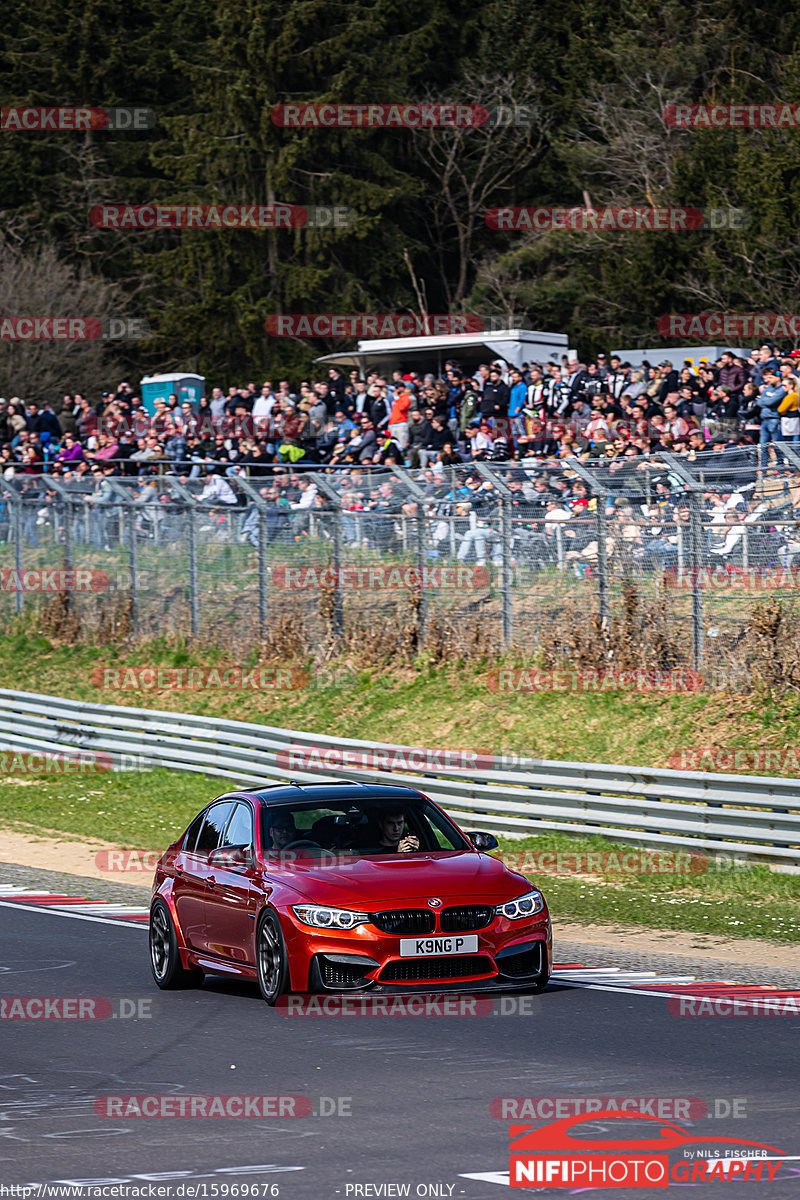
(379, 955, 495, 982)
(439, 905, 495, 932)
(369, 909, 435, 935)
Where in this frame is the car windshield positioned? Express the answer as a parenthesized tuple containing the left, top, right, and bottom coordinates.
(259, 795, 470, 861)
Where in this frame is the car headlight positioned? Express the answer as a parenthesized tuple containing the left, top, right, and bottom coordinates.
(291, 904, 369, 930)
(495, 889, 545, 920)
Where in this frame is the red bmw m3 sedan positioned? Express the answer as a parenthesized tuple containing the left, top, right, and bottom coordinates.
(149, 781, 551, 1004)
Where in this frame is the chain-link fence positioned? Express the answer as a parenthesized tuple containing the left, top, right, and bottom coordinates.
(2, 448, 800, 665)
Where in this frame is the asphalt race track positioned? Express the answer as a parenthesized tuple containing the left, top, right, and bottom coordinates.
(2, 881, 800, 1198)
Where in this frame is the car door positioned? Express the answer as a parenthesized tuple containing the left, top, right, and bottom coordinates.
(174, 801, 233, 953)
(203, 801, 258, 965)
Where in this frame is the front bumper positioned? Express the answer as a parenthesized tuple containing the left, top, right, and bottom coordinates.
(282, 910, 552, 993)
(309, 938, 550, 994)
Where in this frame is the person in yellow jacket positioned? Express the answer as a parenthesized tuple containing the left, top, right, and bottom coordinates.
(779, 385, 799, 442)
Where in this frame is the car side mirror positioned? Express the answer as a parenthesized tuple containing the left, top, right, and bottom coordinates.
(208, 845, 252, 868)
(467, 831, 499, 851)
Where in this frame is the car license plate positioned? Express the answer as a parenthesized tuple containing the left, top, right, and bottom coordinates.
(399, 935, 479, 957)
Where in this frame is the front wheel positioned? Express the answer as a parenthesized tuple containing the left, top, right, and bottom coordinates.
(149, 899, 204, 989)
(256, 910, 289, 1005)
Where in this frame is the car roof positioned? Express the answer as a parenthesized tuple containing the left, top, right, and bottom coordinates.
(240, 782, 427, 806)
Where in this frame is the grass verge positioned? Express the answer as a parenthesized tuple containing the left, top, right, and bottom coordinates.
(1, 631, 800, 769)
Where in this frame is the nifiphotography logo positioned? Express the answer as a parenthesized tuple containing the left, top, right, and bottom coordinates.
(508, 1111, 785, 1187)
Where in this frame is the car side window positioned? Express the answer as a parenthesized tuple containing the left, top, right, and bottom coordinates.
(223, 802, 254, 850)
(194, 802, 234, 853)
(184, 812, 205, 851)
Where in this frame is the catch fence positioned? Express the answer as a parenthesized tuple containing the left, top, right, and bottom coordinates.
(2, 447, 800, 664)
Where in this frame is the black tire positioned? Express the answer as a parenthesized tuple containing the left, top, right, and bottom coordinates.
(256, 909, 289, 1005)
(149, 899, 204, 990)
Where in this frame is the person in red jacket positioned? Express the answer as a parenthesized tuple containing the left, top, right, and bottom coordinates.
(388, 387, 411, 449)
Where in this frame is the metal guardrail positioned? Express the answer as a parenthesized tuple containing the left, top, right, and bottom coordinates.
(0, 689, 798, 863)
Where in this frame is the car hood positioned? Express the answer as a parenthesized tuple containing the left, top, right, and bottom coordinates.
(263, 850, 533, 907)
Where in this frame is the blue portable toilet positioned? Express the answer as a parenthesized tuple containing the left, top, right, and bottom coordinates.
(140, 373, 205, 415)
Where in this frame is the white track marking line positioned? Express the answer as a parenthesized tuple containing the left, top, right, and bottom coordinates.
(460, 1171, 509, 1186)
(0, 899, 145, 928)
(552, 979, 800, 1002)
(48, 904, 149, 915)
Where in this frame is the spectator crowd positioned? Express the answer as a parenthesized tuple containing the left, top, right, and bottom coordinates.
(2, 344, 799, 486)
(3, 345, 800, 574)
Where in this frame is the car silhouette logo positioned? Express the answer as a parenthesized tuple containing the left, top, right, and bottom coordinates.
(427, 898, 442, 908)
(510, 1112, 785, 1155)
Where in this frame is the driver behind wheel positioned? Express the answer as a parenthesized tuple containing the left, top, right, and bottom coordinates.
(269, 811, 299, 850)
(361, 809, 420, 854)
